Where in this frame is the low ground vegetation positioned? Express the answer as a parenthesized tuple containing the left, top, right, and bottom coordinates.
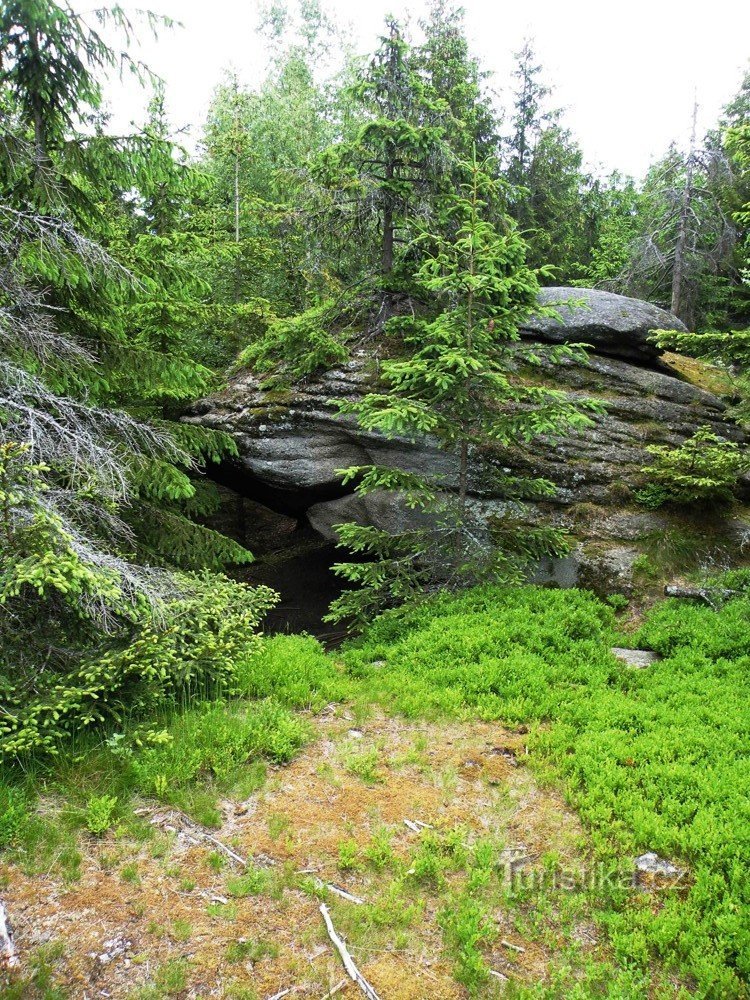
(1, 583, 749, 998)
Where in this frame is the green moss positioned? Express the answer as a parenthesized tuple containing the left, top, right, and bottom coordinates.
(661, 351, 735, 396)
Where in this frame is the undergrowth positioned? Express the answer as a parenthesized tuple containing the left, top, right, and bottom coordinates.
(2, 586, 749, 997)
(337, 586, 750, 997)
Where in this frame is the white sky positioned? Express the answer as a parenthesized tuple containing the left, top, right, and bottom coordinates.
(82, 0, 750, 178)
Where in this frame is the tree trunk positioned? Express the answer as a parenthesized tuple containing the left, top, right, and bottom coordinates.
(28, 30, 47, 181)
(381, 189, 394, 276)
(458, 440, 468, 517)
(458, 158, 477, 532)
(233, 147, 241, 305)
(234, 150, 240, 246)
(378, 25, 399, 325)
(671, 101, 698, 323)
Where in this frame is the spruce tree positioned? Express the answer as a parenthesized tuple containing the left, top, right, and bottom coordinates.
(416, 1, 500, 168)
(311, 18, 447, 320)
(1, 2, 252, 574)
(504, 40, 591, 278)
(651, 121, 750, 423)
(0, 1, 275, 755)
(326, 154, 601, 624)
(617, 133, 734, 327)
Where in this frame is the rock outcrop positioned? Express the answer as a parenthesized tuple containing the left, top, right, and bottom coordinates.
(520, 287, 685, 363)
(186, 288, 749, 594)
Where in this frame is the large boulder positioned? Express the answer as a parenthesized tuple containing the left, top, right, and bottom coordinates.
(520, 287, 687, 363)
(185, 289, 748, 594)
(186, 349, 735, 512)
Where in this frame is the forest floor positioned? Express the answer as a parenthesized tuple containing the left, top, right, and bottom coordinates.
(1, 710, 599, 999)
(2, 583, 748, 999)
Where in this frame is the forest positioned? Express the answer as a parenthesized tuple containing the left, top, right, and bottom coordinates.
(1, 1, 749, 998)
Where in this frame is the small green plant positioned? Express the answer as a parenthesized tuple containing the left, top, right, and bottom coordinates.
(120, 862, 140, 885)
(1, 939, 67, 999)
(632, 482, 670, 509)
(341, 744, 382, 785)
(0, 786, 28, 847)
(135, 957, 191, 998)
(85, 794, 118, 835)
(631, 553, 659, 584)
(337, 838, 360, 872)
(267, 812, 291, 840)
(227, 866, 269, 897)
(224, 938, 279, 964)
(362, 828, 396, 871)
(409, 828, 469, 887)
(638, 426, 750, 506)
(222, 984, 261, 1000)
(236, 302, 349, 381)
(206, 850, 226, 873)
(606, 593, 629, 612)
(171, 919, 192, 942)
(438, 893, 495, 992)
(206, 900, 238, 921)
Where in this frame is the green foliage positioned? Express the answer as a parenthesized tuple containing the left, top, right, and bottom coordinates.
(340, 743, 382, 784)
(438, 893, 495, 991)
(0, 442, 126, 615)
(416, 1, 499, 168)
(0, 1, 271, 749)
(0, 939, 68, 1000)
(310, 17, 448, 293)
(225, 937, 278, 963)
(0, 785, 28, 847)
(199, 22, 338, 323)
(336, 584, 750, 994)
(504, 40, 596, 280)
(235, 632, 353, 709)
(237, 301, 349, 380)
(0, 631, 341, 857)
(227, 867, 272, 898)
(638, 426, 749, 506)
(0, 573, 277, 759)
(134, 957, 191, 998)
(130, 700, 308, 797)
(84, 793, 118, 835)
(327, 523, 432, 626)
(327, 155, 599, 622)
(576, 174, 643, 286)
(3, 579, 750, 993)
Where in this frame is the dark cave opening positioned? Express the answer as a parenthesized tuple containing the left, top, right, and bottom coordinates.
(200, 460, 354, 644)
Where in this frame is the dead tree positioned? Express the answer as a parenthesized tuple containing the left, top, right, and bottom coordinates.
(617, 101, 735, 327)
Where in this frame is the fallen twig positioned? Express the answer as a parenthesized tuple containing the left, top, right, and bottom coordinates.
(490, 969, 509, 982)
(324, 883, 365, 905)
(151, 810, 247, 868)
(501, 939, 526, 953)
(404, 818, 433, 832)
(322, 980, 347, 998)
(267, 987, 306, 1000)
(320, 903, 381, 1000)
(199, 830, 248, 868)
(0, 899, 19, 970)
